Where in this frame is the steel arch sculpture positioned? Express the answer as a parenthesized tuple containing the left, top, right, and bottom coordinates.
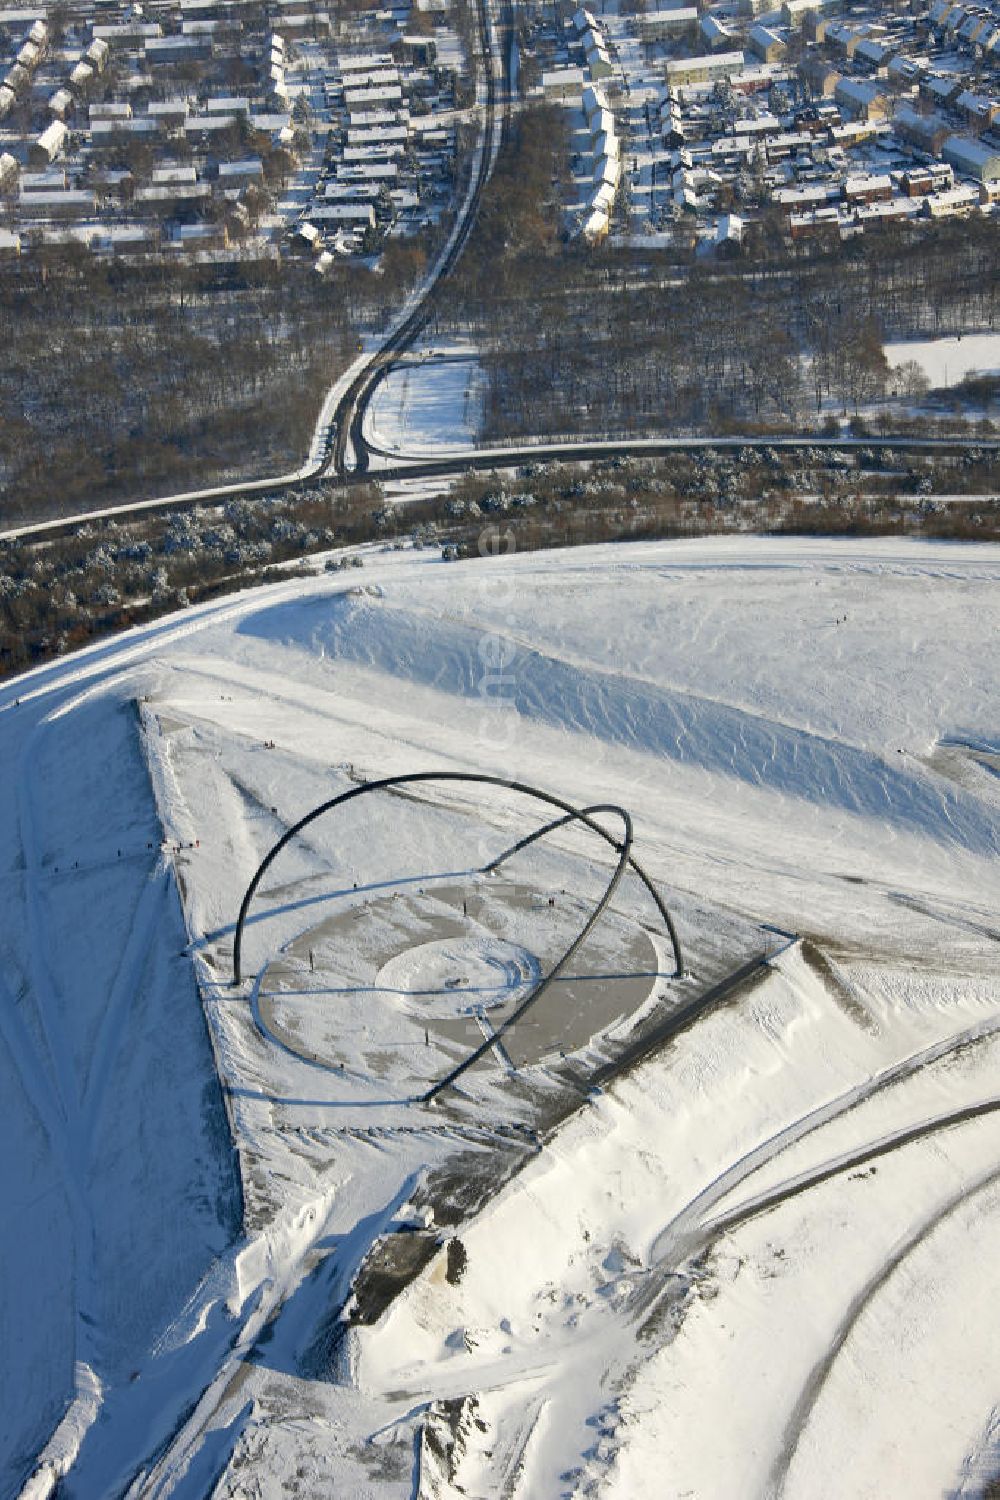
(231, 772, 684, 1101)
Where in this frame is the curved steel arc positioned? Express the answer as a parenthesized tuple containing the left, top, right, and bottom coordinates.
(422, 802, 631, 1101)
(485, 810, 684, 978)
(233, 772, 681, 984)
(231, 772, 685, 1100)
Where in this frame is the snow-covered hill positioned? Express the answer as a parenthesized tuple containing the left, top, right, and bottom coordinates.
(3, 535, 1000, 1500)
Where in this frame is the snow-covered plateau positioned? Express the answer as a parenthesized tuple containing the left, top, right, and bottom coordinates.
(3, 534, 1000, 1500)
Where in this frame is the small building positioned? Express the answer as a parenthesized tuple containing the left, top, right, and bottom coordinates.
(925, 183, 980, 216)
(665, 50, 745, 87)
(584, 36, 614, 79)
(806, 12, 836, 44)
(148, 98, 190, 127)
(340, 161, 397, 183)
(151, 165, 198, 185)
(781, 0, 832, 26)
(398, 34, 436, 65)
(803, 57, 840, 96)
(90, 100, 133, 122)
(854, 36, 893, 70)
(942, 133, 1000, 183)
(788, 205, 843, 239)
(748, 23, 786, 61)
(829, 119, 884, 148)
(310, 201, 376, 227)
(218, 158, 264, 186)
(173, 222, 229, 251)
(887, 55, 924, 87)
(324, 181, 379, 201)
(271, 10, 331, 36)
(92, 21, 162, 42)
(639, 9, 696, 43)
(20, 167, 66, 191)
(343, 143, 404, 163)
(593, 127, 618, 162)
(144, 34, 212, 64)
(85, 37, 110, 72)
(594, 152, 620, 190)
(663, 101, 686, 145)
(205, 95, 251, 116)
(893, 104, 950, 155)
(347, 124, 408, 147)
(775, 180, 841, 208)
(340, 51, 392, 74)
(582, 82, 608, 124)
(48, 87, 73, 118)
(18, 188, 96, 217)
(344, 84, 404, 110)
(591, 180, 615, 214)
(715, 211, 743, 247)
(29, 118, 67, 166)
(825, 20, 864, 56)
(959, 13, 992, 46)
(590, 106, 614, 143)
(183, 114, 238, 139)
(843, 171, 892, 203)
(920, 73, 962, 109)
(133, 181, 212, 211)
(580, 206, 609, 241)
(834, 77, 888, 122)
(89, 117, 159, 143)
(927, 0, 958, 26)
(700, 14, 735, 51)
(542, 66, 585, 101)
(899, 162, 953, 195)
(955, 90, 1000, 129)
(16, 39, 41, 72)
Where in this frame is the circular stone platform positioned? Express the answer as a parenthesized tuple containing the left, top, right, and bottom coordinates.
(255, 876, 662, 1087)
(375, 936, 541, 1019)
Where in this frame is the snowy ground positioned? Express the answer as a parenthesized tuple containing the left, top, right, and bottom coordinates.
(3, 535, 1000, 1499)
(364, 351, 486, 456)
(884, 331, 1000, 389)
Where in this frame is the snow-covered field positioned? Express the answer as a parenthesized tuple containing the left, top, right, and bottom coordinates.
(364, 351, 486, 456)
(3, 535, 1000, 1500)
(884, 331, 1000, 388)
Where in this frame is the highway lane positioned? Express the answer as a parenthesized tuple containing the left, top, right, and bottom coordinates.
(3, 430, 997, 546)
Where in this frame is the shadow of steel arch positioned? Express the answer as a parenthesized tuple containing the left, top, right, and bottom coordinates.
(231, 772, 684, 1101)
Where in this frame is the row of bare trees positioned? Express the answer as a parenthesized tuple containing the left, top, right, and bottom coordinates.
(436, 169, 1000, 437)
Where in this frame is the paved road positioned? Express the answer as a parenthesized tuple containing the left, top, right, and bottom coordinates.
(329, 0, 511, 477)
(5, 430, 997, 546)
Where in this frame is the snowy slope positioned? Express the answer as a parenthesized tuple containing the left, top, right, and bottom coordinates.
(1, 536, 999, 1500)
